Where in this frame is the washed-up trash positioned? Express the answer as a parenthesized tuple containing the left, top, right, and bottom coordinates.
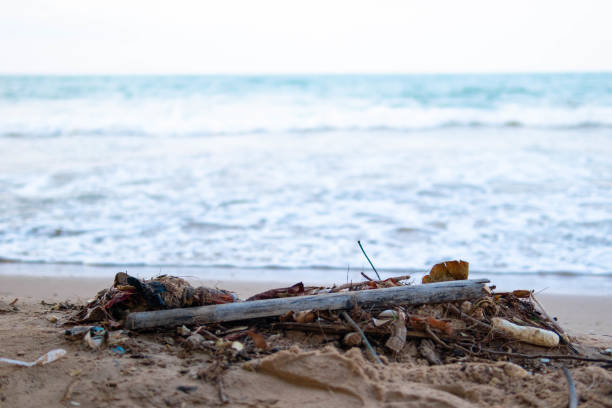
(460, 301, 472, 313)
(177, 325, 191, 337)
(0, 300, 17, 313)
(65, 326, 93, 340)
(107, 330, 129, 346)
(491, 318, 559, 347)
(0, 349, 67, 367)
(419, 339, 442, 365)
(231, 341, 244, 352)
(187, 333, 206, 348)
(111, 346, 126, 355)
(409, 315, 453, 335)
(72, 272, 238, 325)
(177, 385, 198, 394)
(343, 332, 362, 346)
(373, 309, 399, 327)
(247, 331, 267, 349)
(64, 255, 586, 374)
(84, 326, 106, 349)
(246, 282, 304, 301)
(295, 310, 315, 323)
(422, 260, 469, 283)
(385, 309, 407, 353)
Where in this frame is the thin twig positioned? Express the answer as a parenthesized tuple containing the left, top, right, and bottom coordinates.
(61, 379, 79, 402)
(563, 367, 578, 408)
(341, 311, 383, 365)
(447, 304, 496, 333)
(196, 327, 221, 341)
(217, 377, 229, 405)
(360, 271, 374, 281)
(425, 326, 450, 349)
(480, 348, 612, 363)
(530, 293, 579, 354)
(357, 241, 381, 280)
(530, 293, 565, 334)
(425, 326, 474, 356)
(330, 275, 411, 292)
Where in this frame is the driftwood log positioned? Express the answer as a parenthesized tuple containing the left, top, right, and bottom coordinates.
(124, 279, 489, 330)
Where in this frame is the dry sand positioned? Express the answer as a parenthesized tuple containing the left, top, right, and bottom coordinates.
(1, 275, 611, 407)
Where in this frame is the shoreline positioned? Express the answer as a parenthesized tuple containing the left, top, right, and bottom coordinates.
(2, 262, 612, 295)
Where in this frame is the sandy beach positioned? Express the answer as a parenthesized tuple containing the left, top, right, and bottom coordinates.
(1, 274, 611, 407)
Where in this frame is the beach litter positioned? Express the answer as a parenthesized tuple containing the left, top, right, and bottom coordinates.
(0, 299, 18, 313)
(59, 260, 609, 371)
(0, 349, 67, 367)
(45, 252, 610, 408)
(84, 326, 106, 349)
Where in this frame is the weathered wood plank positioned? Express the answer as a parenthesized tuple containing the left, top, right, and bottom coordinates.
(124, 279, 489, 330)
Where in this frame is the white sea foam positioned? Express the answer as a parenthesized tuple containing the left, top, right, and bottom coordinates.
(0, 75, 611, 276)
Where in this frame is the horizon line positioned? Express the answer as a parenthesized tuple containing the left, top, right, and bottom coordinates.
(1, 69, 612, 77)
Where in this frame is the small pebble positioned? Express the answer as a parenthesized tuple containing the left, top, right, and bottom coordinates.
(177, 385, 198, 394)
(343, 332, 362, 346)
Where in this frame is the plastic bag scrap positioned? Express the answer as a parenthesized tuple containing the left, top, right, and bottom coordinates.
(72, 272, 238, 324)
(0, 349, 66, 367)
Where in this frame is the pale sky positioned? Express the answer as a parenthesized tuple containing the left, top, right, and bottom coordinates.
(1, 0, 611, 74)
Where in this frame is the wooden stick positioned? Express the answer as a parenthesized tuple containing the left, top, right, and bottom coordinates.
(360, 272, 374, 281)
(480, 348, 612, 363)
(125, 279, 489, 330)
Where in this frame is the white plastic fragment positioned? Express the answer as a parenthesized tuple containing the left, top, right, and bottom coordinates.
(372, 318, 392, 327)
(491, 318, 559, 347)
(385, 309, 407, 353)
(373, 309, 398, 327)
(177, 325, 191, 337)
(378, 310, 398, 319)
(0, 349, 67, 367)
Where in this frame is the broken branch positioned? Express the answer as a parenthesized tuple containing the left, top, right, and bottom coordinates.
(125, 279, 489, 330)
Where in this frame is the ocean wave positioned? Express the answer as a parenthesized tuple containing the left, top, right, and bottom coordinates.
(2, 257, 611, 277)
(2, 113, 612, 139)
(2, 75, 612, 279)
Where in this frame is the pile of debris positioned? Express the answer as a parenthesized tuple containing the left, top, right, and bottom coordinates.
(60, 260, 610, 375)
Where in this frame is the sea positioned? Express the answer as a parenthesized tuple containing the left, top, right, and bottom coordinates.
(1, 74, 611, 293)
